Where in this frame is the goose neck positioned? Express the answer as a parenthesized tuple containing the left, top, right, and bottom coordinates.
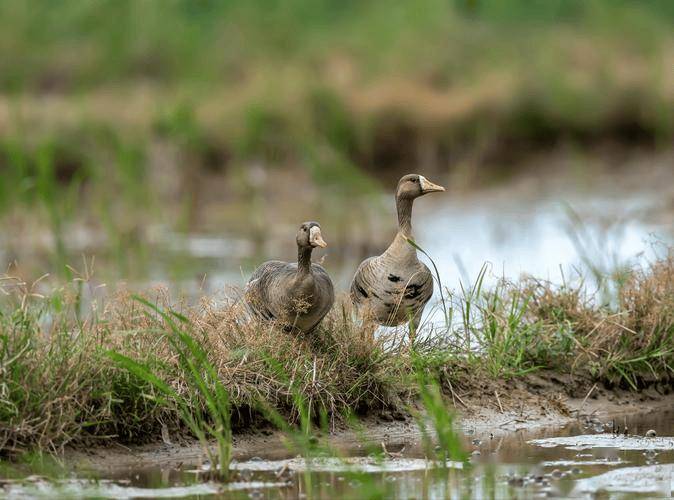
(297, 246, 314, 275)
(396, 195, 414, 237)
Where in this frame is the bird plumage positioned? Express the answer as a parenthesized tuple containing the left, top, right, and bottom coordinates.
(245, 222, 334, 334)
(350, 174, 444, 334)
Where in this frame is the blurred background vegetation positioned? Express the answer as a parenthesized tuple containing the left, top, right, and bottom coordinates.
(0, 0, 672, 285)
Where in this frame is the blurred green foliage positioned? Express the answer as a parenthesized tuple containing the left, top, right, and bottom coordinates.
(0, 0, 671, 91)
(0, 0, 672, 280)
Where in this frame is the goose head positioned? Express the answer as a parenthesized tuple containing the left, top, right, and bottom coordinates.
(396, 174, 445, 200)
(296, 221, 328, 249)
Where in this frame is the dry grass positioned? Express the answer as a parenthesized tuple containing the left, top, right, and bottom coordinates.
(522, 253, 674, 386)
(0, 283, 409, 457)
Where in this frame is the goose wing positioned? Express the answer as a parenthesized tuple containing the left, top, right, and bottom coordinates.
(349, 256, 379, 305)
(309, 263, 335, 326)
(403, 261, 434, 306)
(245, 260, 293, 321)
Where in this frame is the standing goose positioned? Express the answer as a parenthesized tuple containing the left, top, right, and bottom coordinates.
(350, 174, 445, 338)
(245, 221, 334, 334)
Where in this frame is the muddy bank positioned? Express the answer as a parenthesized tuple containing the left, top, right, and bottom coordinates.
(68, 376, 674, 473)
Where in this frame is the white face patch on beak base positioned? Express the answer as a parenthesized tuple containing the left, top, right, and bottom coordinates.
(419, 175, 446, 193)
(309, 226, 327, 248)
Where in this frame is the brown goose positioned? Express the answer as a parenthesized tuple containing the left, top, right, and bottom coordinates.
(350, 174, 445, 337)
(245, 221, 334, 334)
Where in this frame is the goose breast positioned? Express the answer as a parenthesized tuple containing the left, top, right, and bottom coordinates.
(350, 255, 433, 326)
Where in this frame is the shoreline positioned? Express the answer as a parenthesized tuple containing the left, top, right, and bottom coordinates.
(68, 377, 674, 473)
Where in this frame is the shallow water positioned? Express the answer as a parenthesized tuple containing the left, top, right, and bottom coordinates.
(2, 409, 673, 498)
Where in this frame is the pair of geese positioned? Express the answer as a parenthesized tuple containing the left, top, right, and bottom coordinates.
(244, 174, 445, 336)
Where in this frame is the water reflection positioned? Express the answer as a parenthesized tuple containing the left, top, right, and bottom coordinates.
(418, 191, 669, 291)
(2, 409, 672, 498)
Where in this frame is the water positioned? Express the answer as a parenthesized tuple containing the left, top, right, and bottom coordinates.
(417, 190, 669, 290)
(2, 409, 673, 498)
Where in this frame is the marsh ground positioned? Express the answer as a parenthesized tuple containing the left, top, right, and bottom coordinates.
(67, 377, 674, 473)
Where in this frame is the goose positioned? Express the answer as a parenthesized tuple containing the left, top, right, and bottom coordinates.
(350, 174, 445, 339)
(244, 221, 334, 334)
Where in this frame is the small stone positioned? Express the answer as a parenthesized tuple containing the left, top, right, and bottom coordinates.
(645, 429, 657, 438)
(551, 469, 562, 479)
(571, 467, 581, 475)
(471, 439, 481, 446)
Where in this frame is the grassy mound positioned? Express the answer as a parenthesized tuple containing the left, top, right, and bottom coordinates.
(0, 252, 672, 457)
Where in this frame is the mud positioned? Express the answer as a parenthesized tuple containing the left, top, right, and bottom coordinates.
(66, 374, 674, 473)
